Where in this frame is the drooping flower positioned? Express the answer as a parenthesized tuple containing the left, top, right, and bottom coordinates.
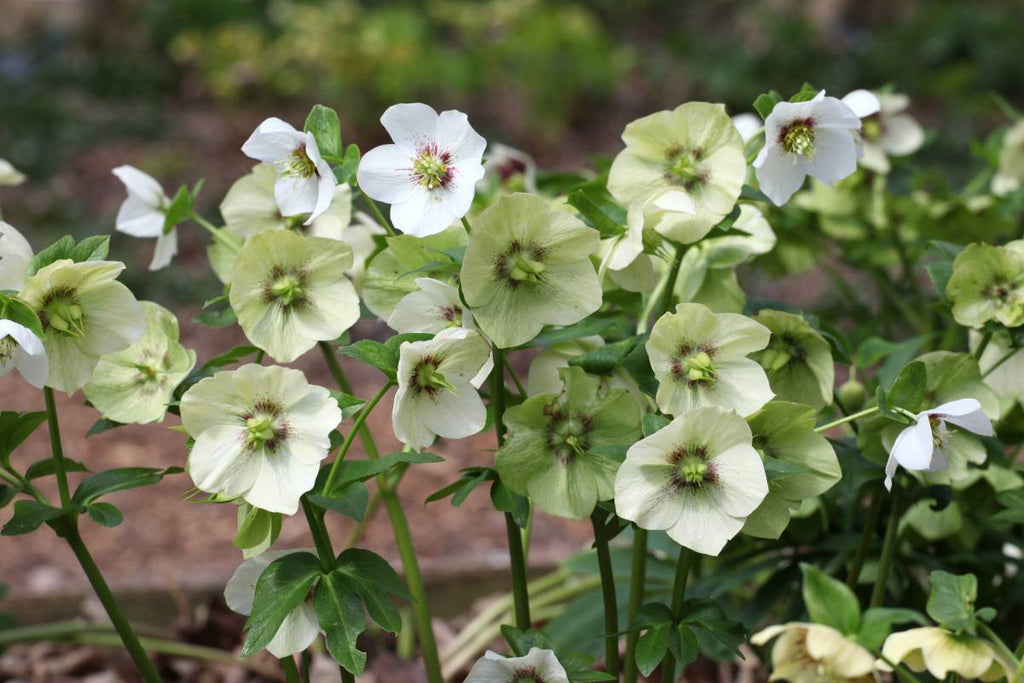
(479, 142, 538, 194)
(647, 302, 773, 417)
(83, 302, 196, 424)
(614, 407, 768, 556)
(882, 627, 1015, 682)
(0, 319, 48, 388)
(465, 648, 570, 683)
(754, 91, 862, 206)
(111, 165, 178, 271)
(241, 117, 337, 224)
(180, 364, 341, 514)
(461, 193, 601, 349)
(224, 549, 321, 657)
(751, 310, 834, 410)
(946, 241, 1024, 329)
(357, 103, 486, 237)
(751, 622, 881, 682)
(732, 112, 763, 143)
(387, 277, 474, 334)
(18, 259, 144, 394)
(0, 221, 33, 291)
(597, 203, 647, 274)
(608, 102, 746, 244)
(228, 230, 360, 363)
(496, 367, 641, 520)
(841, 90, 924, 174)
(392, 327, 492, 451)
(0, 159, 25, 186)
(992, 119, 1024, 196)
(884, 398, 994, 491)
(743, 402, 841, 538)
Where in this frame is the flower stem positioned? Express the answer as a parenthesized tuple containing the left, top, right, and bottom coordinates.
(813, 405, 880, 434)
(977, 622, 1020, 673)
(43, 387, 71, 508)
(847, 481, 884, 589)
(300, 498, 337, 573)
(622, 528, 648, 683)
(870, 490, 902, 608)
(361, 193, 396, 237)
(324, 379, 394, 492)
(591, 511, 620, 676)
(188, 211, 239, 251)
(982, 348, 1018, 378)
(461, 216, 473, 234)
(974, 330, 993, 360)
(281, 655, 300, 683)
(661, 547, 693, 682)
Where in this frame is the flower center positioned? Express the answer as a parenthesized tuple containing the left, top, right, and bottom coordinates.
(494, 241, 548, 288)
(781, 120, 816, 157)
(759, 333, 807, 372)
(928, 415, 950, 452)
(134, 361, 160, 383)
(241, 398, 287, 452)
(246, 416, 276, 448)
(410, 356, 455, 396)
(668, 444, 715, 490)
(42, 290, 86, 339)
(286, 147, 317, 179)
(263, 266, 310, 309)
(547, 408, 592, 463)
(0, 337, 16, 363)
(271, 274, 304, 306)
(862, 116, 882, 141)
(509, 255, 546, 283)
(412, 146, 452, 190)
(664, 146, 705, 190)
(679, 457, 709, 484)
(512, 666, 543, 683)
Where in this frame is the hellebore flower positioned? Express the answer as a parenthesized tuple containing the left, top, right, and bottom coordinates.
(946, 241, 1024, 329)
(180, 364, 341, 514)
(387, 277, 475, 334)
(0, 221, 33, 291)
(465, 648, 569, 683)
(752, 622, 881, 682)
(751, 309, 834, 410)
(357, 103, 486, 237)
(992, 119, 1024, 196)
(842, 90, 924, 174)
(882, 627, 1015, 682)
(0, 159, 25, 186)
(0, 319, 48, 388)
(112, 165, 178, 271)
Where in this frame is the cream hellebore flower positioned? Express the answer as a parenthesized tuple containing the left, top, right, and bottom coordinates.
(387, 277, 474, 334)
(461, 193, 601, 349)
(0, 159, 25, 186)
(224, 549, 320, 658)
(112, 165, 178, 271)
(884, 398, 994, 491)
(19, 259, 144, 394)
(754, 91, 862, 206)
(882, 627, 1015, 682)
(608, 102, 745, 244)
(228, 230, 360, 363)
(614, 407, 768, 556)
(357, 103, 486, 237)
(241, 117, 336, 224)
(0, 320, 48, 388)
(751, 622, 880, 682)
(946, 241, 1024, 329)
(83, 302, 196, 424)
(992, 119, 1024, 196)
(842, 90, 924, 174)
(647, 303, 773, 417)
(0, 221, 33, 291)
(392, 327, 492, 451)
(180, 364, 341, 515)
(465, 648, 570, 683)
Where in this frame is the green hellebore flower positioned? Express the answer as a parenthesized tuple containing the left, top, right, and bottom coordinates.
(608, 102, 746, 244)
(495, 366, 641, 520)
(946, 241, 1024, 329)
(751, 310, 834, 410)
(83, 301, 197, 424)
(229, 230, 360, 363)
(742, 402, 841, 539)
(461, 193, 602, 349)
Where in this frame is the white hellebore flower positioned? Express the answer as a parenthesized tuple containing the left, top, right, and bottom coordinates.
(0, 221, 33, 291)
(885, 398, 994, 491)
(0, 320, 48, 388)
(0, 158, 26, 186)
(112, 166, 178, 271)
(180, 364, 342, 514)
(388, 277, 475, 334)
(224, 549, 320, 658)
(241, 118, 337, 224)
(841, 90, 924, 174)
(392, 327, 492, 451)
(731, 112, 763, 144)
(465, 647, 570, 683)
(357, 103, 486, 237)
(754, 91, 862, 206)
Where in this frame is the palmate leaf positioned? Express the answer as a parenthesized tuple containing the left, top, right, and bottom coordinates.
(315, 570, 368, 674)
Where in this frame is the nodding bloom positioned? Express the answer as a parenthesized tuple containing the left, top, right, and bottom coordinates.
(883, 627, 1015, 682)
(357, 103, 486, 237)
(752, 622, 882, 682)
(387, 277, 475, 334)
(464, 648, 570, 683)
(241, 117, 337, 224)
(841, 90, 924, 174)
(0, 319, 48, 389)
(112, 166, 178, 271)
(0, 221, 33, 291)
(946, 240, 1024, 329)
(754, 91, 862, 206)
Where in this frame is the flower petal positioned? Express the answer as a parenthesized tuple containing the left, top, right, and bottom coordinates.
(381, 103, 440, 152)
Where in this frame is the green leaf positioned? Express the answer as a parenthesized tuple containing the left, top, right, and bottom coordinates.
(304, 104, 343, 159)
(26, 236, 74, 275)
(566, 185, 627, 239)
(426, 467, 492, 506)
(887, 361, 927, 413)
(204, 345, 261, 369)
(336, 334, 432, 381)
(25, 457, 89, 480)
(636, 624, 669, 676)
(1, 500, 63, 535)
(789, 82, 819, 102)
(531, 318, 619, 348)
(72, 467, 183, 505)
(233, 505, 278, 549)
(0, 411, 48, 464)
(314, 570, 368, 674)
(333, 144, 361, 184)
(679, 599, 745, 659)
(329, 390, 367, 420)
(85, 418, 126, 437)
(926, 570, 978, 632)
(628, 602, 674, 631)
(333, 549, 411, 634)
(763, 455, 811, 482)
(667, 623, 700, 668)
(86, 502, 123, 527)
(324, 451, 443, 491)
(0, 484, 16, 508)
(500, 625, 553, 657)
(753, 91, 782, 120)
(162, 187, 193, 235)
(194, 305, 237, 328)
(242, 551, 322, 657)
(621, 339, 658, 398)
(307, 482, 370, 521)
(993, 489, 1024, 523)
(800, 564, 861, 635)
(491, 479, 530, 528)
(0, 295, 44, 340)
(641, 414, 670, 437)
(568, 336, 639, 375)
(857, 607, 928, 651)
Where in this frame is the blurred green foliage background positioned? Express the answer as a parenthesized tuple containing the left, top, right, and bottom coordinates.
(1, 0, 1022, 300)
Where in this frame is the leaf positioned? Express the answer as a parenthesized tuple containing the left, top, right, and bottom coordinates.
(491, 479, 530, 528)
(568, 336, 640, 375)
(307, 482, 370, 521)
(329, 390, 367, 420)
(242, 552, 322, 657)
(641, 414, 670, 437)
(993, 489, 1024, 523)
(162, 187, 193, 235)
(72, 467, 183, 505)
(926, 570, 978, 632)
(621, 340, 658, 398)
(1, 500, 63, 535)
(86, 418, 126, 437)
(324, 451, 443, 491)
(500, 625, 554, 657)
(762, 455, 811, 482)
(800, 564, 861, 635)
(566, 185, 627, 239)
(86, 502, 123, 527)
(0, 295, 44, 340)
(336, 334, 431, 381)
(304, 104, 343, 159)
(0, 484, 16, 508)
(333, 144, 361, 185)
(233, 505, 278, 550)
(25, 457, 89, 480)
(531, 318, 619, 348)
(857, 607, 928, 651)
(203, 345, 260, 369)
(667, 623, 700, 668)
(0, 411, 48, 464)
(314, 570, 368, 674)
(636, 624, 669, 676)
(753, 91, 782, 120)
(628, 602, 674, 631)
(194, 305, 237, 328)
(332, 549, 409, 638)
(789, 82, 819, 102)
(680, 599, 745, 660)
(886, 361, 926, 413)
(426, 467, 492, 506)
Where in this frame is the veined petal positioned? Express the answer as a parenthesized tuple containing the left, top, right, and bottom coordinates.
(389, 184, 460, 237)
(801, 129, 859, 185)
(420, 385, 487, 441)
(77, 282, 146, 356)
(245, 448, 319, 514)
(434, 109, 487, 163)
(711, 443, 768, 517)
(188, 425, 259, 499)
(274, 174, 320, 218)
(392, 390, 439, 451)
(754, 145, 807, 206)
(266, 603, 320, 658)
(667, 488, 745, 556)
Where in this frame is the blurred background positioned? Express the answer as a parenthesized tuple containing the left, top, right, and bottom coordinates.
(1, 0, 1023, 680)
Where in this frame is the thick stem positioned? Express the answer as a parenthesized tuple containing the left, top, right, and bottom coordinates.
(280, 655, 300, 683)
(461, 216, 473, 234)
(622, 528, 648, 683)
(591, 511, 620, 676)
(43, 387, 71, 508)
(870, 491, 902, 608)
(814, 406, 880, 434)
(340, 668, 356, 683)
(660, 547, 693, 683)
(974, 330, 993, 360)
(505, 512, 532, 630)
(847, 481, 885, 589)
(300, 498, 337, 573)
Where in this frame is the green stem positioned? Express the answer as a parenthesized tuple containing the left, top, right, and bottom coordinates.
(64, 528, 162, 682)
(847, 481, 884, 589)
(361, 193, 396, 237)
(814, 406, 880, 434)
(879, 654, 924, 683)
(189, 211, 239, 251)
(982, 348, 1018, 378)
(491, 347, 508, 447)
(325, 380, 394, 491)
(870, 491, 902, 608)
(43, 387, 71, 508)
(622, 528, 648, 683)
(661, 547, 693, 682)
(977, 622, 1021, 673)
(591, 511, 620, 676)
(461, 216, 473, 234)
(974, 330, 993, 360)
(300, 498, 336, 573)
(503, 353, 527, 396)
(281, 655, 300, 683)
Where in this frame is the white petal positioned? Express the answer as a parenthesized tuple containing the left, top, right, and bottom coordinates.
(77, 283, 145, 356)
(148, 229, 177, 271)
(651, 188, 696, 215)
(392, 389, 438, 451)
(732, 113, 762, 143)
(0, 319, 44, 355)
(420, 385, 487, 440)
(244, 448, 320, 515)
(881, 114, 925, 156)
(188, 425, 260, 498)
(266, 603, 320, 658)
(802, 129, 859, 185)
(434, 109, 487, 163)
(934, 401, 993, 437)
(380, 103, 440, 152)
(356, 144, 416, 204)
(111, 166, 165, 206)
(666, 489, 745, 556)
(14, 348, 49, 388)
(241, 118, 303, 162)
(711, 444, 769, 517)
(0, 222, 33, 291)
(614, 460, 684, 531)
(274, 175, 320, 217)
(389, 185, 460, 237)
(841, 90, 881, 119)
(115, 196, 165, 238)
(754, 145, 807, 206)
(304, 136, 338, 224)
(890, 417, 935, 472)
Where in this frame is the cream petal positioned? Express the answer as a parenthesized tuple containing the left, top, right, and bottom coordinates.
(711, 444, 769, 517)
(188, 425, 259, 498)
(666, 488, 745, 556)
(614, 460, 684, 531)
(882, 114, 925, 156)
(77, 282, 145, 355)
